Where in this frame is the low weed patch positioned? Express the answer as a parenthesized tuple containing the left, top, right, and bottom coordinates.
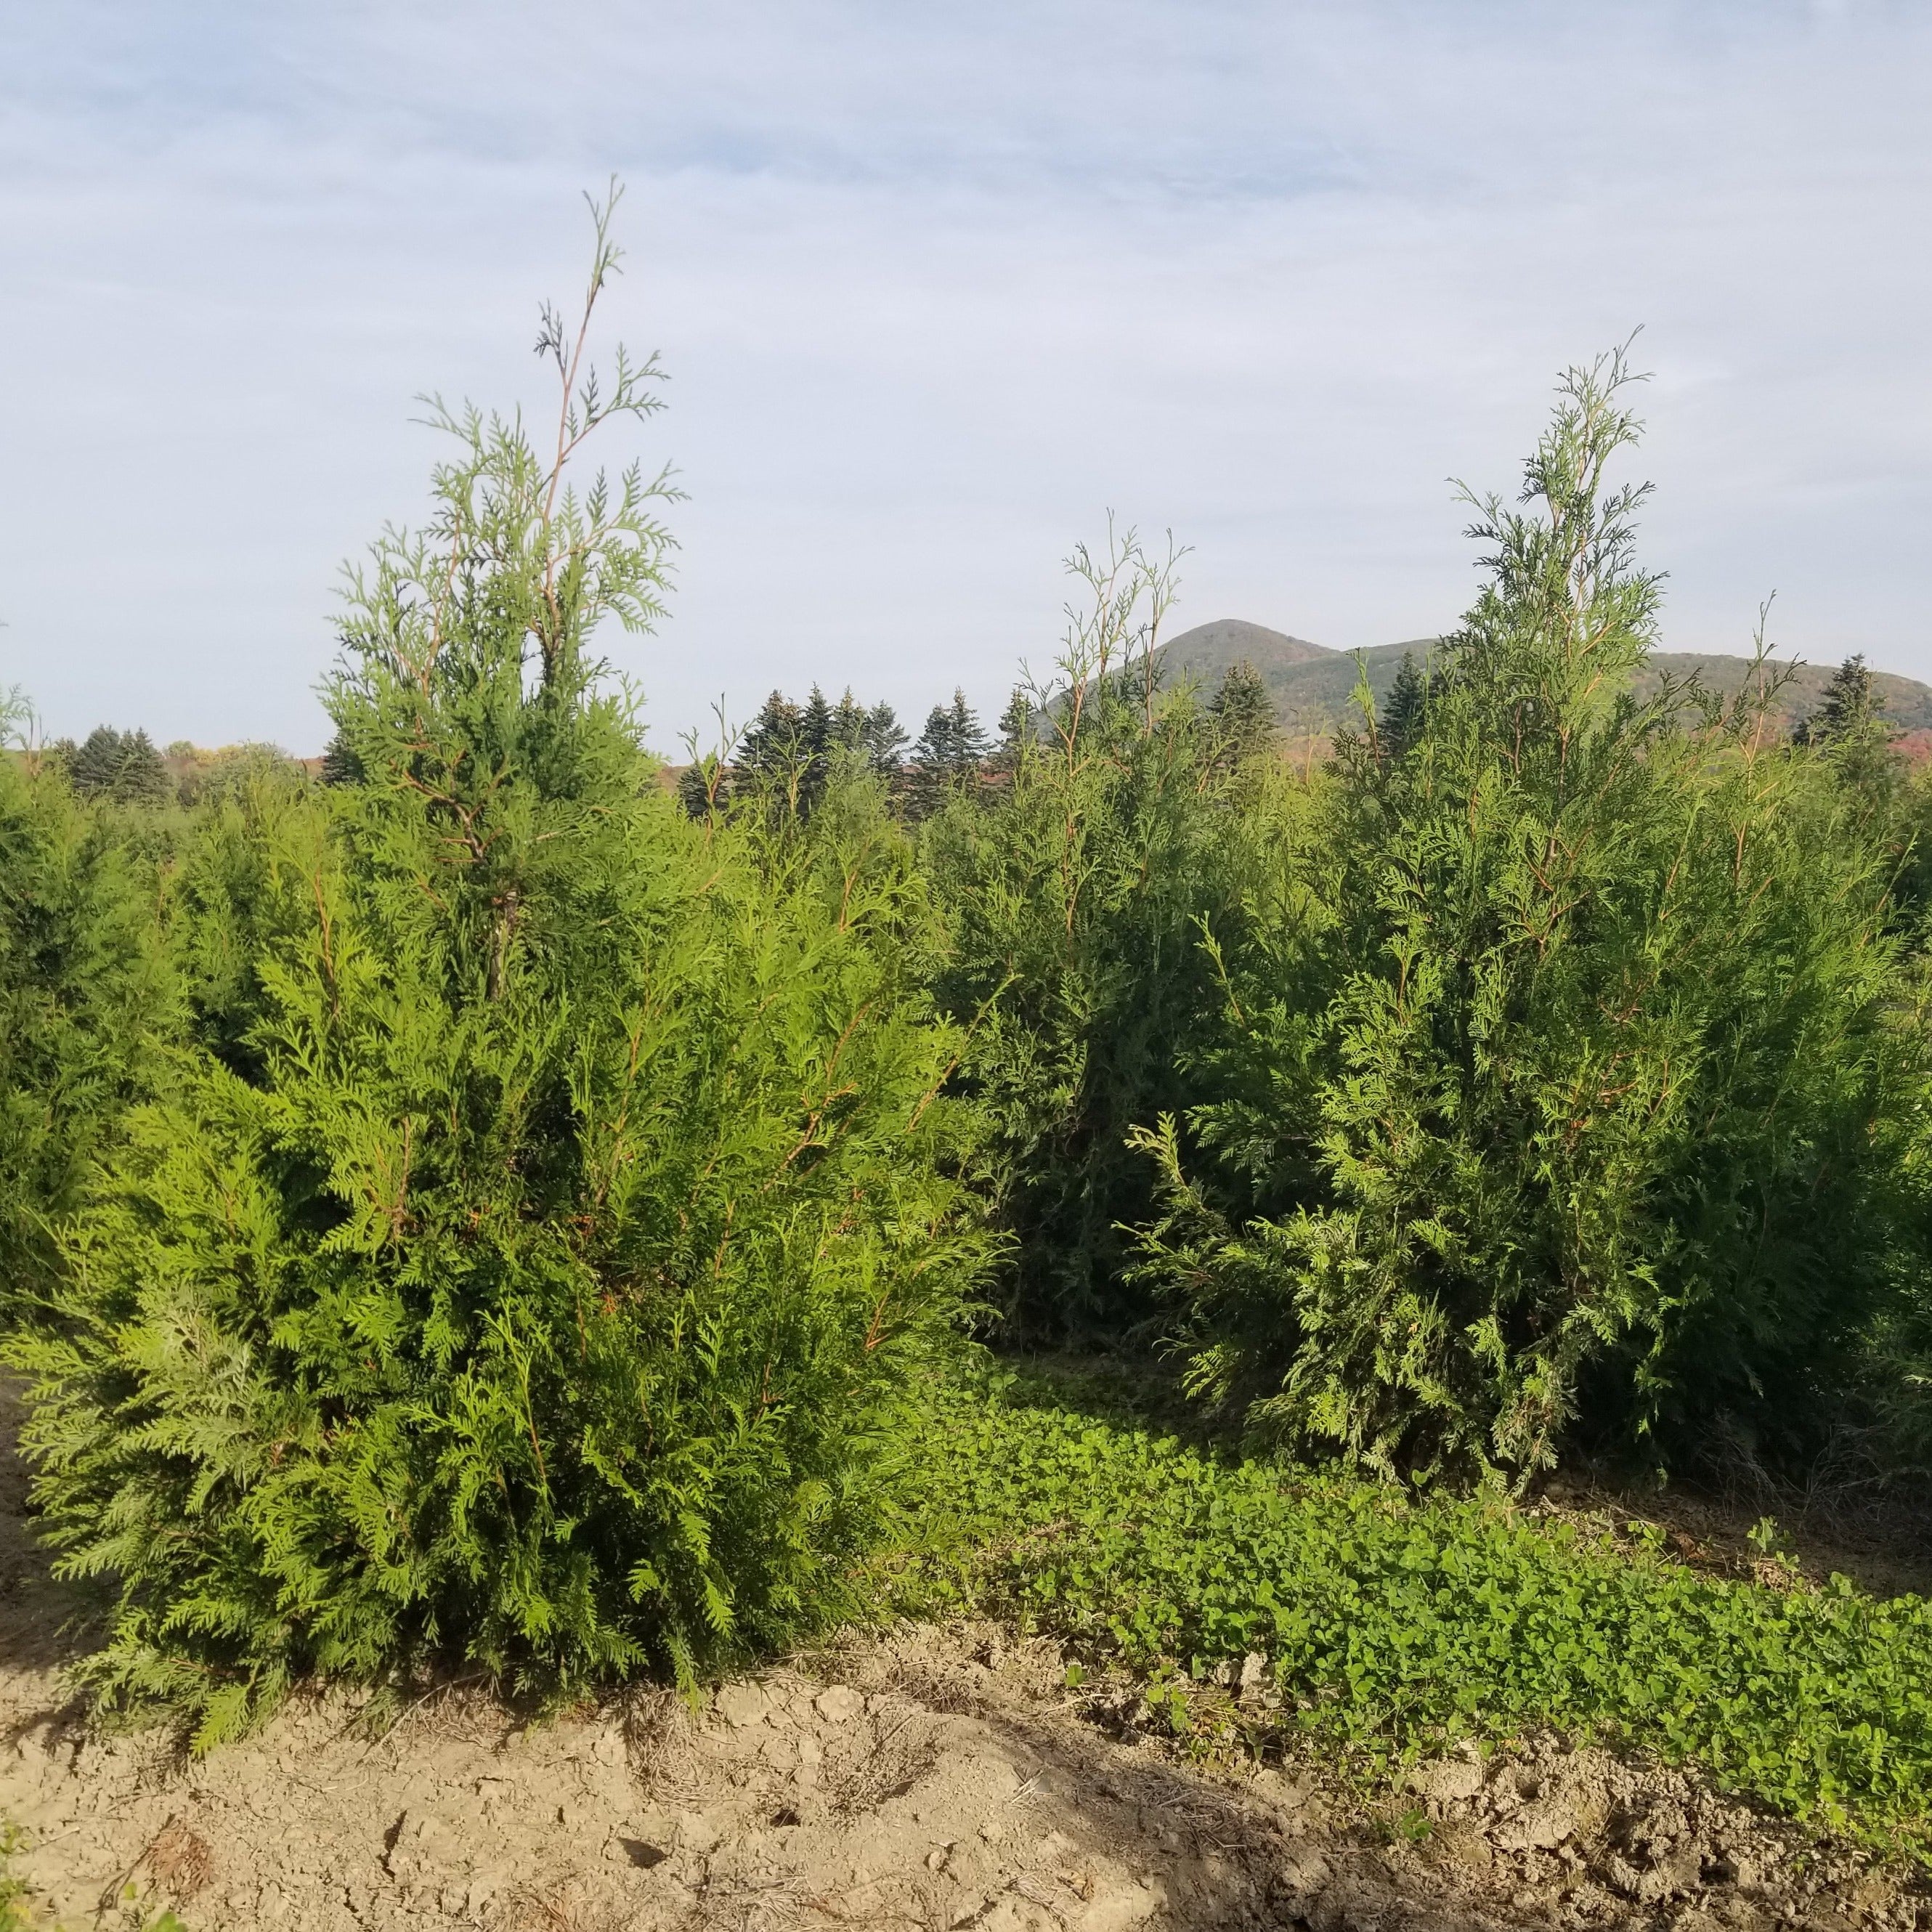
(916, 1368, 1932, 1860)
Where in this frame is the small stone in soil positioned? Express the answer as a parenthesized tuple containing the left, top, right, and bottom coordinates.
(814, 1684, 866, 1724)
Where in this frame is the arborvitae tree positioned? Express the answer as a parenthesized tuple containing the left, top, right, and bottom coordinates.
(1135, 348, 1921, 1477)
(174, 742, 301, 809)
(10, 190, 985, 1744)
(1207, 660, 1276, 766)
(922, 527, 1255, 1333)
(1377, 651, 1429, 757)
(0, 735, 174, 1314)
(67, 726, 170, 805)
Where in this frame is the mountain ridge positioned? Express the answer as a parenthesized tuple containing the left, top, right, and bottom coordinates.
(1156, 617, 1932, 737)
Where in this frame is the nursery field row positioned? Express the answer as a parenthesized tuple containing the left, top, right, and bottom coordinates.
(912, 1369, 1932, 1861)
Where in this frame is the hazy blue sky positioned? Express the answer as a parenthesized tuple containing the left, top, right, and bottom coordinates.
(4, 1, 1928, 752)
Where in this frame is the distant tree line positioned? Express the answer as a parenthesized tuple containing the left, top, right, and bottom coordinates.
(678, 659, 1278, 827)
(678, 682, 994, 821)
(37, 726, 303, 808)
(47, 639, 1883, 827)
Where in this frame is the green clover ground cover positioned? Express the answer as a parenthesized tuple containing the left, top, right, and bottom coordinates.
(915, 1371, 1932, 1858)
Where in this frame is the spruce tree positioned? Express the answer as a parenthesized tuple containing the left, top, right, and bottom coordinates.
(319, 727, 363, 787)
(991, 688, 1035, 773)
(730, 686, 911, 821)
(1376, 651, 1428, 757)
(828, 687, 867, 756)
(737, 690, 807, 812)
(675, 755, 724, 820)
(1812, 653, 1878, 742)
(863, 700, 908, 776)
(1800, 652, 1896, 803)
(68, 726, 170, 805)
(950, 690, 991, 769)
(798, 684, 835, 810)
(1207, 660, 1276, 765)
(738, 689, 800, 772)
(910, 690, 989, 814)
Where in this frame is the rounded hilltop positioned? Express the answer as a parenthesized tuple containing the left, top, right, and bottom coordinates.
(1156, 618, 1932, 743)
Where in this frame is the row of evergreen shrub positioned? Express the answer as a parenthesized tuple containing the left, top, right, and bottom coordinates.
(7, 205, 1932, 1745)
(907, 352, 1932, 1487)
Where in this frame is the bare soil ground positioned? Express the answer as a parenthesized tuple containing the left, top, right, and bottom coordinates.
(0, 1395, 1925, 1929)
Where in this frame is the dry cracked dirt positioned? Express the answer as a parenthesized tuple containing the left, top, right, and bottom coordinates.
(0, 1400, 1926, 1930)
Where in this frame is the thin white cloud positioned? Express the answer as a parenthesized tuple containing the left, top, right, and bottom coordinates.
(2, 1, 1928, 750)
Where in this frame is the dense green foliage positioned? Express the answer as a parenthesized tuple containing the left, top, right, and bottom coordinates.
(920, 529, 1265, 1335)
(716, 684, 912, 821)
(1206, 659, 1277, 766)
(920, 1370, 1932, 1855)
(17, 765, 982, 1742)
(54, 726, 171, 806)
(0, 742, 172, 1315)
(1131, 354, 1928, 1476)
(7, 201, 987, 1745)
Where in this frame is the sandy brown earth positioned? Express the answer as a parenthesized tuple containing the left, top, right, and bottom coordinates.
(0, 1394, 1926, 1929)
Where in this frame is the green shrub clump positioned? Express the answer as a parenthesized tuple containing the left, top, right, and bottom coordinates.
(922, 527, 1267, 1337)
(8, 209, 987, 1747)
(1134, 351, 1925, 1477)
(0, 707, 174, 1318)
(923, 1372, 1932, 1858)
